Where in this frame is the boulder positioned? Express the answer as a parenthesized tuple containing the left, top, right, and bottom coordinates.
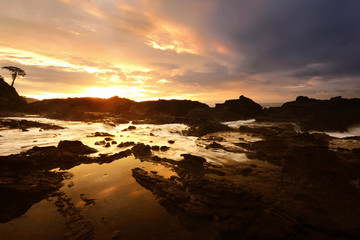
(57, 140, 98, 154)
(131, 143, 152, 159)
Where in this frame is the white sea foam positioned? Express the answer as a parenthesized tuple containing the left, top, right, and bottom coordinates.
(221, 119, 256, 128)
(318, 125, 360, 138)
(0, 117, 251, 165)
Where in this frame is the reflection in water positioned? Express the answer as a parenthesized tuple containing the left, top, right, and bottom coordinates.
(0, 156, 191, 239)
(0, 200, 65, 240)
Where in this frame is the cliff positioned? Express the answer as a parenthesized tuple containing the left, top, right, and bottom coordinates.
(0, 77, 27, 111)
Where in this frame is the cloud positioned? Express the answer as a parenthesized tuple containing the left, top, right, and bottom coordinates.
(0, 0, 359, 103)
(211, 0, 360, 77)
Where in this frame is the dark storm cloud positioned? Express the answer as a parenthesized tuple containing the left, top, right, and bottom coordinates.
(172, 62, 232, 85)
(212, 0, 360, 78)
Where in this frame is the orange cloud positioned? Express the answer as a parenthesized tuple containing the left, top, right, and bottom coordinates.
(146, 22, 202, 55)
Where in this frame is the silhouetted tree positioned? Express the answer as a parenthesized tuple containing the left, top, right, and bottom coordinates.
(2, 66, 26, 87)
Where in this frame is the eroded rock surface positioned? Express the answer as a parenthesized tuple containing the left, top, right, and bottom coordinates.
(132, 124, 360, 239)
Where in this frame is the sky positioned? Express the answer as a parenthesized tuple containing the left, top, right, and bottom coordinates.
(0, 0, 359, 104)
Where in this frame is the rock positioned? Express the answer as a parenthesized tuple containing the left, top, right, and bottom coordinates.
(212, 95, 263, 121)
(117, 141, 135, 148)
(168, 140, 175, 144)
(80, 193, 96, 205)
(206, 142, 225, 149)
(0, 171, 65, 223)
(25, 96, 135, 122)
(122, 125, 136, 131)
(98, 150, 132, 163)
(127, 99, 209, 122)
(68, 181, 74, 188)
(180, 154, 206, 167)
(0, 141, 132, 172)
(160, 146, 170, 151)
(239, 167, 252, 176)
(131, 143, 152, 159)
(87, 132, 115, 137)
(0, 119, 64, 131)
(258, 96, 360, 131)
(184, 119, 232, 137)
(111, 231, 125, 240)
(95, 140, 106, 146)
(104, 137, 113, 141)
(239, 125, 286, 138)
(0, 77, 27, 112)
(199, 136, 224, 142)
(151, 146, 160, 151)
(150, 133, 155, 136)
(111, 140, 117, 145)
(58, 140, 98, 154)
(105, 142, 111, 148)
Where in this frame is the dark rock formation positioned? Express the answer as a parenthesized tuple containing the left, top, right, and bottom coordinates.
(184, 119, 232, 137)
(0, 119, 64, 131)
(127, 99, 209, 120)
(95, 140, 106, 146)
(0, 77, 27, 112)
(0, 171, 64, 223)
(205, 141, 225, 150)
(0, 141, 130, 171)
(87, 132, 115, 137)
(258, 96, 360, 131)
(117, 141, 136, 148)
(160, 146, 170, 151)
(26, 96, 135, 116)
(122, 125, 136, 131)
(24, 97, 209, 124)
(132, 123, 360, 239)
(57, 140, 98, 154)
(80, 193, 96, 206)
(131, 143, 152, 159)
(213, 95, 263, 121)
(151, 146, 160, 151)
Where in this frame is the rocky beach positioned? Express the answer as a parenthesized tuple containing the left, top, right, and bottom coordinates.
(1, 79, 360, 239)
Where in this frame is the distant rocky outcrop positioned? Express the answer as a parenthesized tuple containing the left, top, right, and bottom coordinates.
(212, 95, 263, 121)
(25, 96, 135, 121)
(24, 97, 210, 124)
(258, 96, 360, 131)
(125, 99, 210, 123)
(0, 77, 27, 111)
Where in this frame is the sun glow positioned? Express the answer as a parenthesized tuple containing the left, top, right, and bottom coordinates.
(83, 86, 148, 99)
